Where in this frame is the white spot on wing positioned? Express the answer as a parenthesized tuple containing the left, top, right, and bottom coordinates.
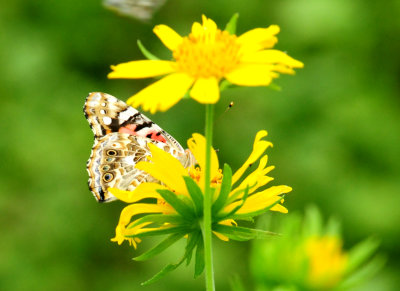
(103, 116, 112, 125)
(119, 108, 136, 123)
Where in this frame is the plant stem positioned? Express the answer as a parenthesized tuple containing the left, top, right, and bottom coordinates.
(203, 104, 215, 291)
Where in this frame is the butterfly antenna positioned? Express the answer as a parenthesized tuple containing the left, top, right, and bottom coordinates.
(215, 101, 235, 123)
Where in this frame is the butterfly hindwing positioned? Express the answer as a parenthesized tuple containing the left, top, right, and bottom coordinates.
(84, 92, 195, 202)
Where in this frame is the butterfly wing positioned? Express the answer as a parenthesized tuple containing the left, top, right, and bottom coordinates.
(87, 132, 169, 202)
(103, 0, 167, 21)
(84, 92, 184, 152)
(84, 92, 194, 202)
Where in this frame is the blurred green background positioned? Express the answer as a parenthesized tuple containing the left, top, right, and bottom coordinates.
(1, 0, 399, 290)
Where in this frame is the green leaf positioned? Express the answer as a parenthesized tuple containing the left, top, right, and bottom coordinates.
(128, 213, 185, 229)
(325, 216, 341, 236)
(141, 230, 199, 285)
(129, 225, 189, 238)
(224, 13, 239, 34)
(213, 224, 278, 241)
(185, 231, 201, 266)
(137, 40, 160, 60)
(267, 82, 282, 91)
(212, 164, 232, 215)
(219, 79, 232, 91)
(346, 237, 380, 275)
(229, 274, 246, 291)
(157, 189, 195, 219)
(183, 176, 203, 216)
(141, 257, 186, 285)
(303, 205, 323, 237)
(134, 233, 185, 261)
(339, 255, 385, 290)
(194, 236, 205, 277)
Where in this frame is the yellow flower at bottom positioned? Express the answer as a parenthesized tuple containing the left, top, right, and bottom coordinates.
(305, 236, 348, 289)
(109, 130, 291, 247)
(108, 15, 303, 113)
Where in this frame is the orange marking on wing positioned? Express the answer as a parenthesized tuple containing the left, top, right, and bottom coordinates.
(118, 124, 138, 135)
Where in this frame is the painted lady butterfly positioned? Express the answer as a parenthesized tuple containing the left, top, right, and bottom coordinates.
(84, 92, 195, 202)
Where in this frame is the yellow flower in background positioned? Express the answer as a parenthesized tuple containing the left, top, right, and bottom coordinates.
(305, 236, 348, 289)
(250, 206, 382, 291)
(109, 130, 291, 247)
(108, 15, 304, 113)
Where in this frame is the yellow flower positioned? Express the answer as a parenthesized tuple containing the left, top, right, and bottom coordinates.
(108, 15, 304, 113)
(109, 130, 291, 246)
(305, 236, 348, 289)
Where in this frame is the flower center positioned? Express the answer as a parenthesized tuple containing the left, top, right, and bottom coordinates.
(173, 30, 242, 79)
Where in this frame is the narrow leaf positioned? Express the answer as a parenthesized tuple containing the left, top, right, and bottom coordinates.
(129, 225, 189, 238)
(183, 176, 203, 215)
(224, 13, 239, 34)
(346, 237, 380, 275)
(141, 230, 199, 285)
(194, 237, 205, 277)
(137, 40, 160, 60)
(214, 224, 278, 241)
(268, 82, 281, 91)
(157, 189, 195, 219)
(128, 213, 185, 229)
(212, 164, 233, 215)
(219, 79, 232, 91)
(186, 231, 201, 266)
(339, 255, 385, 290)
(141, 257, 186, 285)
(134, 233, 185, 261)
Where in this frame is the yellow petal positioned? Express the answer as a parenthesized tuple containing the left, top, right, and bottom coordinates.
(190, 77, 220, 104)
(213, 219, 237, 242)
(127, 73, 194, 114)
(135, 143, 189, 195)
(108, 183, 165, 203)
(191, 21, 203, 38)
(225, 185, 291, 214)
(270, 203, 288, 213)
(242, 49, 304, 68)
(237, 25, 280, 53)
(118, 203, 167, 226)
(233, 155, 275, 195)
(232, 130, 273, 184)
(213, 231, 229, 241)
(187, 133, 219, 182)
(108, 60, 176, 79)
(153, 25, 183, 51)
(225, 63, 278, 86)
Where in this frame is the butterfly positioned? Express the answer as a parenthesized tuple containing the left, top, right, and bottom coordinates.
(84, 92, 195, 202)
(103, 0, 167, 21)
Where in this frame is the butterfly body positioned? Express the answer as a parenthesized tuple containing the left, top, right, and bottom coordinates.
(84, 92, 194, 202)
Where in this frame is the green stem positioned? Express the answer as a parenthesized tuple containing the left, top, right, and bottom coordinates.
(203, 104, 215, 291)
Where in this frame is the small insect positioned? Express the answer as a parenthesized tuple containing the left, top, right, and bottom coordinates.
(84, 92, 195, 202)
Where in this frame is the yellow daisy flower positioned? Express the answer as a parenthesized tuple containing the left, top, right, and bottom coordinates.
(108, 15, 304, 113)
(250, 207, 382, 291)
(109, 130, 291, 247)
(305, 236, 348, 289)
